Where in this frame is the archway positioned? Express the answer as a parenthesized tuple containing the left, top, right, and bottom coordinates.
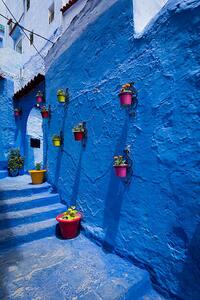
(26, 107, 43, 171)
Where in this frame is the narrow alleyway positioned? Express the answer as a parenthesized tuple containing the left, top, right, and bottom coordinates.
(0, 175, 166, 300)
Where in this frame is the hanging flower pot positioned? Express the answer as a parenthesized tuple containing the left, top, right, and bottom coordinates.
(36, 91, 44, 103)
(72, 123, 85, 141)
(56, 206, 81, 239)
(113, 155, 128, 177)
(14, 108, 21, 117)
(52, 135, 62, 147)
(119, 82, 136, 106)
(41, 106, 49, 119)
(57, 89, 67, 103)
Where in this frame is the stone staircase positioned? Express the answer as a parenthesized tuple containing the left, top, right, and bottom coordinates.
(0, 175, 65, 251)
(0, 175, 167, 300)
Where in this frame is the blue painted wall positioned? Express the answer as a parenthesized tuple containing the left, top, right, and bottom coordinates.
(13, 82, 46, 171)
(45, 0, 200, 299)
(0, 77, 15, 169)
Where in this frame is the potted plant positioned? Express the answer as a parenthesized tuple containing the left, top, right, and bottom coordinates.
(119, 82, 136, 106)
(56, 206, 81, 239)
(36, 91, 44, 103)
(29, 162, 46, 184)
(72, 123, 85, 141)
(52, 135, 62, 147)
(14, 108, 21, 117)
(41, 106, 49, 118)
(57, 89, 66, 103)
(113, 155, 128, 177)
(8, 148, 24, 177)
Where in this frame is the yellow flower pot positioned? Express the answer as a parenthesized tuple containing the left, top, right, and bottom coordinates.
(57, 95, 66, 103)
(29, 170, 46, 184)
(52, 138, 61, 147)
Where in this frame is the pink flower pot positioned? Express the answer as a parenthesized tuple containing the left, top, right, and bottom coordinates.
(36, 96, 43, 103)
(74, 131, 84, 141)
(114, 165, 128, 177)
(119, 92, 132, 106)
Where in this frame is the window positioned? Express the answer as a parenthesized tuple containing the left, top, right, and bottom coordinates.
(15, 38, 22, 53)
(48, 3, 55, 24)
(30, 138, 40, 148)
(27, 0, 30, 11)
(30, 31, 33, 45)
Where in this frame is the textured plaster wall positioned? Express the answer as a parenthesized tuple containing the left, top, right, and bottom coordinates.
(45, 0, 200, 299)
(0, 77, 15, 168)
(14, 82, 46, 171)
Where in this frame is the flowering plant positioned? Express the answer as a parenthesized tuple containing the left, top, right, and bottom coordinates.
(72, 123, 85, 133)
(8, 148, 24, 171)
(61, 206, 79, 220)
(120, 82, 135, 94)
(41, 106, 48, 112)
(113, 155, 127, 166)
(36, 91, 43, 97)
(57, 89, 66, 96)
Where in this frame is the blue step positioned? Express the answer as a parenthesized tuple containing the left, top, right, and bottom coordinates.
(0, 192, 60, 212)
(0, 202, 65, 229)
(0, 175, 51, 200)
(0, 170, 8, 179)
(0, 218, 58, 251)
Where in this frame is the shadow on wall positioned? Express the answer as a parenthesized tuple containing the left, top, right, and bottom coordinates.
(102, 116, 130, 252)
(71, 148, 84, 206)
(178, 223, 200, 300)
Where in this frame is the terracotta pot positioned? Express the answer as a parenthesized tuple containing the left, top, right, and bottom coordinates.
(114, 165, 128, 177)
(41, 111, 49, 118)
(56, 213, 81, 239)
(74, 131, 84, 141)
(29, 170, 46, 184)
(119, 92, 132, 106)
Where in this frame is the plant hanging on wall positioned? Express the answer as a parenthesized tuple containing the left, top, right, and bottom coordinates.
(52, 135, 62, 147)
(41, 106, 49, 119)
(14, 108, 22, 117)
(119, 82, 136, 106)
(56, 206, 82, 239)
(72, 123, 85, 141)
(57, 89, 67, 103)
(113, 155, 128, 177)
(36, 91, 44, 104)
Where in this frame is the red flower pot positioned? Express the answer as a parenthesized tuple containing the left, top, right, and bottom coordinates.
(119, 92, 132, 106)
(36, 96, 43, 103)
(56, 213, 81, 239)
(41, 111, 49, 118)
(14, 111, 21, 117)
(114, 165, 128, 177)
(74, 131, 84, 141)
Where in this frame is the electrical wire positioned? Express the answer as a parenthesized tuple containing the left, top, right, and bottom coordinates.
(1, 0, 45, 59)
(0, 12, 54, 44)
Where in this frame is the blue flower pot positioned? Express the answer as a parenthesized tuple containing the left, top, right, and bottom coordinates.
(9, 169, 19, 177)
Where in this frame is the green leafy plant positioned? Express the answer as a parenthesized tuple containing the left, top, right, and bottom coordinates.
(41, 106, 48, 112)
(35, 162, 42, 170)
(72, 123, 85, 132)
(8, 149, 24, 171)
(52, 135, 61, 140)
(62, 206, 78, 220)
(57, 89, 66, 96)
(120, 82, 135, 94)
(113, 155, 127, 166)
(36, 91, 43, 97)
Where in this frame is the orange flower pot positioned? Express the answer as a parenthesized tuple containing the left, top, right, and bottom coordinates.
(29, 170, 46, 184)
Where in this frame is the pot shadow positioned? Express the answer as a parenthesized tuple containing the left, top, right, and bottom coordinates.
(102, 117, 129, 252)
(177, 223, 200, 300)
